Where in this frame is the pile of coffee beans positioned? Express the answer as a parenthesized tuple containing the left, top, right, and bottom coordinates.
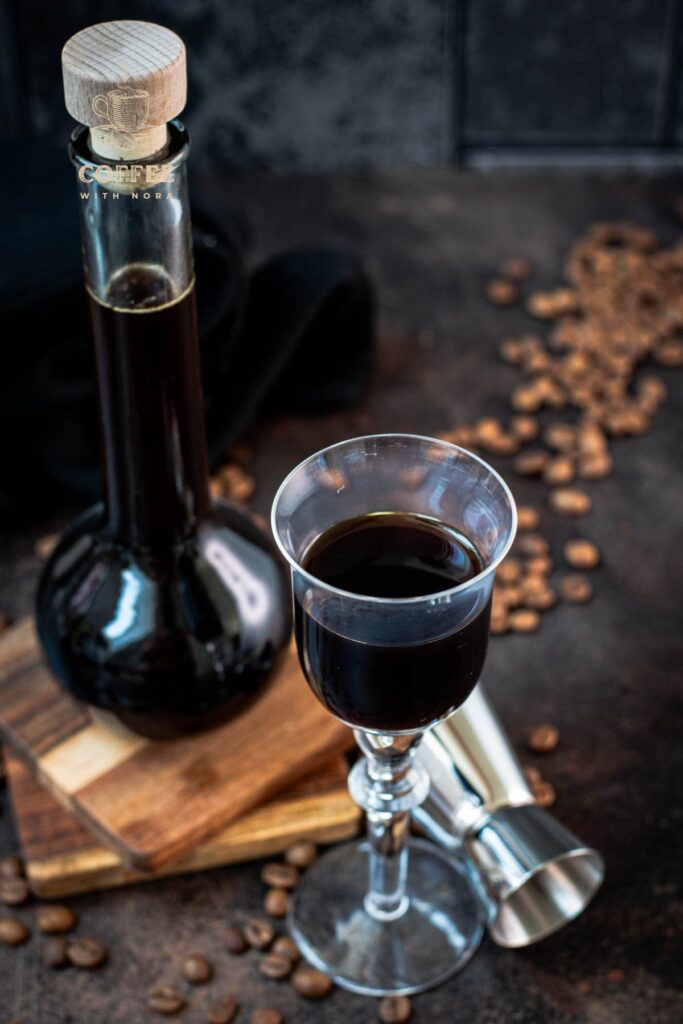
(442, 220, 683, 635)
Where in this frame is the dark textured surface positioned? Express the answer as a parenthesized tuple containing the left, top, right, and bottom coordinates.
(5, 0, 683, 166)
(464, 0, 670, 145)
(7, 0, 453, 169)
(1, 169, 683, 1022)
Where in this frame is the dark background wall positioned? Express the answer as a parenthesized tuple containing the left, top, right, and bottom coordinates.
(3, 0, 683, 171)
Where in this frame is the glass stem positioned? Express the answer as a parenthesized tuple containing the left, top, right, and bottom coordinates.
(349, 731, 430, 922)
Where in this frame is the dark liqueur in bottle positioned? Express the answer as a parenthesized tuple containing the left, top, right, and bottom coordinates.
(37, 22, 290, 737)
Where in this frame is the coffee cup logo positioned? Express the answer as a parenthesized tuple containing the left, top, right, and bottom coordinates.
(92, 87, 150, 133)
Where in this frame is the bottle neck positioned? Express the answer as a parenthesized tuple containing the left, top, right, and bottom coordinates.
(71, 123, 210, 550)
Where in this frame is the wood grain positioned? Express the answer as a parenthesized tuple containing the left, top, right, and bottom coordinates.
(6, 752, 359, 899)
(0, 621, 353, 871)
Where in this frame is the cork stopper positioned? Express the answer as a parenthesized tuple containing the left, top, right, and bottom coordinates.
(62, 21, 186, 160)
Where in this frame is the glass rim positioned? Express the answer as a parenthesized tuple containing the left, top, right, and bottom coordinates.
(270, 432, 518, 607)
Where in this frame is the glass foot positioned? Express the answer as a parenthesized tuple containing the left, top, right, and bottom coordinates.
(288, 837, 486, 996)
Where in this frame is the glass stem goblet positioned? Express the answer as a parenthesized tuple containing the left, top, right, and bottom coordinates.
(349, 730, 429, 922)
(272, 433, 517, 996)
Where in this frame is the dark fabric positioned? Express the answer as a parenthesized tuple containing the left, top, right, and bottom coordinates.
(0, 138, 374, 523)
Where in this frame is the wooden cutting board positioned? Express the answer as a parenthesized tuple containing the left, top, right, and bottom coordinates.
(0, 620, 352, 872)
(5, 752, 359, 898)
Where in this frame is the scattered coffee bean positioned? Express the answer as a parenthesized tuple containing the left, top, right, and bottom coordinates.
(43, 936, 69, 969)
(37, 904, 76, 934)
(513, 449, 548, 476)
(497, 558, 522, 584)
(486, 278, 519, 307)
(272, 936, 300, 964)
(0, 916, 29, 946)
(207, 994, 239, 1024)
(261, 863, 299, 890)
(527, 724, 560, 754)
(291, 965, 333, 999)
(264, 888, 289, 919)
(503, 257, 532, 282)
(66, 936, 107, 969)
(260, 952, 294, 980)
(578, 453, 613, 480)
(516, 533, 549, 557)
(544, 423, 576, 453)
(550, 488, 592, 517)
(34, 534, 58, 560)
(147, 984, 186, 1015)
(517, 505, 540, 532)
(564, 539, 600, 570)
(560, 573, 594, 604)
(379, 994, 412, 1022)
(524, 586, 557, 611)
(533, 779, 557, 808)
(543, 455, 575, 487)
(0, 878, 29, 907)
(183, 953, 213, 984)
(509, 609, 540, 634)
(0, 857, 24, 879)
(244, 917, 275, 950)
(284, 841, 317, 869)
(526, 555, 553, 576)
(510, 415, 539, 442)
(523, 763, 542, 785)
(250, 1009, 283, 1024)
(225, 923, 247, 954)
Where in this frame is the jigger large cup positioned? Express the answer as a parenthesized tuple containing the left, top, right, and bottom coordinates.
(414, 685, 605, 948)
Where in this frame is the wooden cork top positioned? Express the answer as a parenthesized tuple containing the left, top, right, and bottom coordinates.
(62, 21, 186, 159)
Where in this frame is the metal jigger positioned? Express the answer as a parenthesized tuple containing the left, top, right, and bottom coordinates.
(414, 685, 605, 948)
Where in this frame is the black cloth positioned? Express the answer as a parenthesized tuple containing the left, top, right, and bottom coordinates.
(0, 137, 374, 523)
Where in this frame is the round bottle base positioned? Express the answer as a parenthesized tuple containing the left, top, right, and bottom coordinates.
(288, 837, 486, 997)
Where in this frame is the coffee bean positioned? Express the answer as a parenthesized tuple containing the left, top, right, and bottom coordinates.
(497, 557, 522, 584)
(525, 555, 553, 576)
(516, 533, 549, 557)
(550, 488, 592, 518)
(490, 606, 509, 635)
(291, 965, 333, 998)
(517, 506, 540, 532)
(543, 423, 576, 453)
(533, 779, 557, 808)
(37, 904, 76, 934)
(264, 888, 289, 919)
(578, 453, 613, 480)
(284, 842, 317, 869)
(510, 415, 539, 442)
(524, 586, 557, 611)
(654, 339, 683, 366)
(527, 724, 560, 754)
(0, 916, 29, 946)
(486, 278, 519, 307)
(503, 257, 532, 282)
(543, 456, 575, 487)
(261, 863, 299, 890)
(0, 857, 24, 880)
(560, 573, 594, 604)
(379, 994, 412, 1022)
(207, 994, 239, 1024)
(183, 953, 213, 984)
(564, 539, 600, 570)
(260, 952, 293, 980)
(147, 985, 186, 1015)
(43, 936, 69, 969)
(523, 763, 542, 785)
(511, 384, 543, 413)
(509, 609, 540, 634)
(244, 917, 275, 950)
(225, 923, 247, 954)
(272, 936, 300, 963)
(250, 1009, 283, 1024)
(513, 450, 548, 476)
(0, 878, 29, 907)
(66, 936, 107, 969)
